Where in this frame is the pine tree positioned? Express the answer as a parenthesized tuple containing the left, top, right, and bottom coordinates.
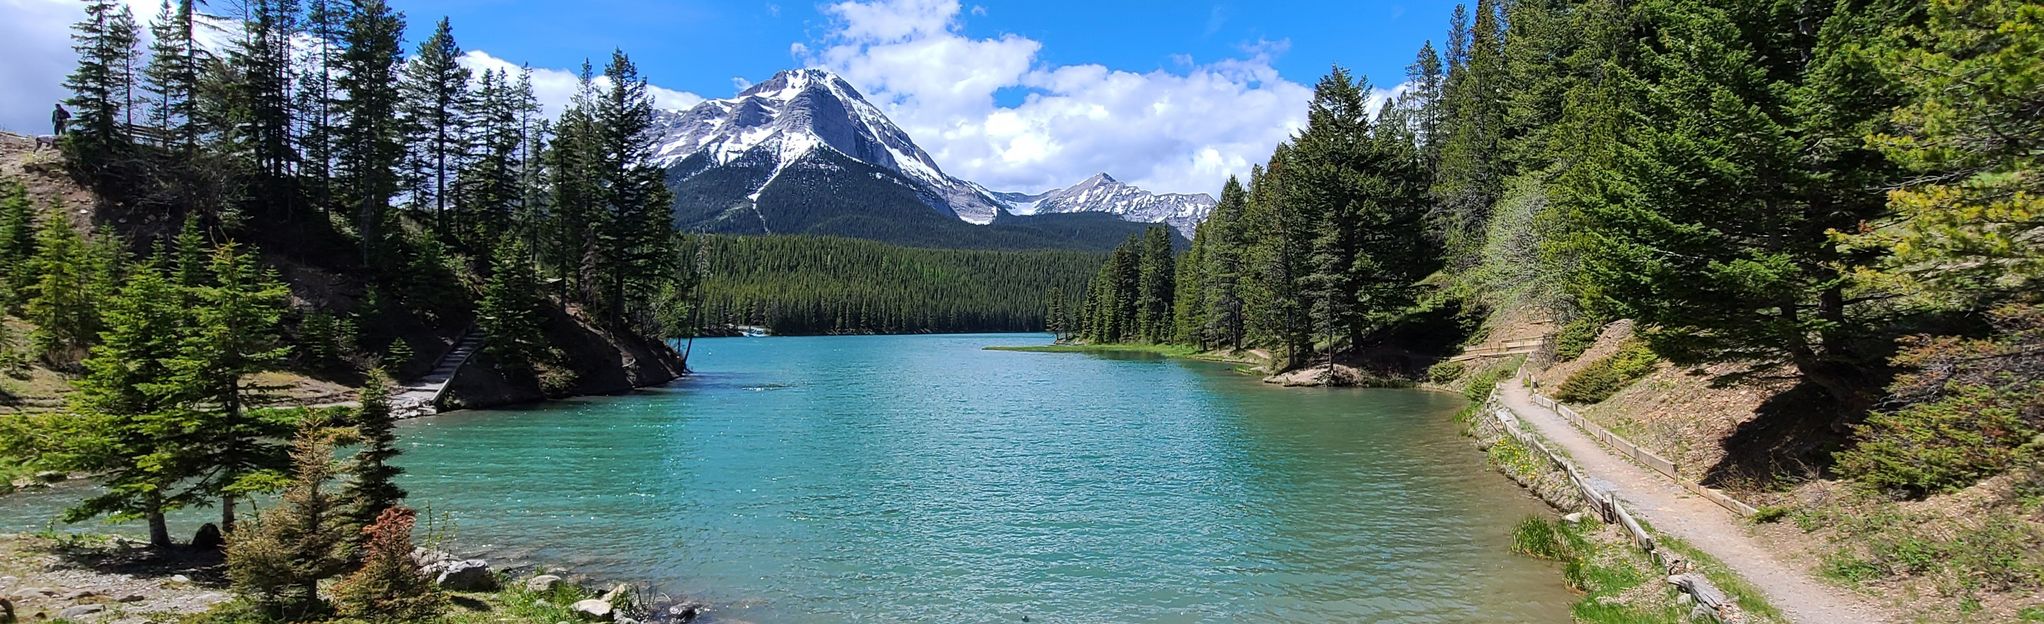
(477, 239, 549, 375)
(142, 0, 200, 152)
(1568, 0, 1897, 410)
(336, 0, 406, 264)
(1433, 0, 1509, 269)
(64, 0, 141, 173)
(171, 242, 293, 530)
(1401, 41, 1447, 167)
(0, 180, 37, 306)
(1135, 227, 1176, 343)
(1242, 154, 1314, 368)
(25, 220, 119, 366)
(1858, 0, 2029, 301)
(227, 416, 349, 619)
(229, 0, 301, 212)
(341, 369, 405, 539)
(399, 17, 471, 233)
(592, 51, 677, 328)
(297, 0, 350, 218)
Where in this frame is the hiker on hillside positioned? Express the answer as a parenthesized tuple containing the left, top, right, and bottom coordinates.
(52, 103, 71, 137)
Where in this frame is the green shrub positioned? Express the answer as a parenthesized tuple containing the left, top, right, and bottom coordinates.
(1553, 315, 1604, 362)
(1836, 381, 2042, 496)
(1554, 340, 1657, 404)
(1428, 360, 1466, 384)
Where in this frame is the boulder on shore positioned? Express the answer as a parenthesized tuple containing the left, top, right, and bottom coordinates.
(523, 574, 563, 593)
(429, 559, 498, 591)
(57, 604, 105, 619)
(190, 524, 224, 550)
(570, 598, 614, 621)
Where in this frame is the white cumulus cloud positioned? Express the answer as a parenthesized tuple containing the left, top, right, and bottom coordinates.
(800, 0, 1333, 196)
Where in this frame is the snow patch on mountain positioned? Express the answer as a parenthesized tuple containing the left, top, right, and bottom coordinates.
(652, 68, 1212, 233)
(988, 173, 1214, 238)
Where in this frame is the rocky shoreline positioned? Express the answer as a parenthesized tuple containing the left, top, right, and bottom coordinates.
(0, 533, 719, 624)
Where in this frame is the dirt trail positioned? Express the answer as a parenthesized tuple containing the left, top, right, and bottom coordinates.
(1495, 380, 1890, 624)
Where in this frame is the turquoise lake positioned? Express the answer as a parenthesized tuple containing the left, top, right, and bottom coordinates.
(1, 333, 1570, 622)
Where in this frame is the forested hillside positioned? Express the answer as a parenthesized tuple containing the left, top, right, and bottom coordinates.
(1065, 0, 2042, 618)
(690, 235, 1100, 335)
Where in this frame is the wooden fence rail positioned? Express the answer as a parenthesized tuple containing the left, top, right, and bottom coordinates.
(1485, 390, 1740, 622)
(1527, 392, 1760, 517)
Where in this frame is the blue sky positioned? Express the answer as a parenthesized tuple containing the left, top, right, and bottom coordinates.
(391, 1, 1456, 103)
(3, 0, 1463, 195)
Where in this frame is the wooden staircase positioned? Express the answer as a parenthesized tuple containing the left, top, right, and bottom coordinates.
(391, 327, 485, 418)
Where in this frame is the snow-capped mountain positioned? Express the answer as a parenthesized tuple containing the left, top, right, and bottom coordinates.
(652, 68, 1005, 224)
(653, 68, 1211, 244)
(985, 173, 1214, 238)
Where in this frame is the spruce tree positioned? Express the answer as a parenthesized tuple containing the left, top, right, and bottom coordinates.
(0, 181, 36, 305)
(297, 0, 350, 218)
(172, 242, 293, 530)
(1173, 227, 1208, 346)
(341, 369, 406, 539)
(64, 0, 141, 173)
(1568, 0, 1897, 409)
(1135, 227, 1176, 343)
(477, 239, 549, 375)
(546, 63, 602, 296)
(336, 0, 406, 264)
(592, 51, 677, 328)
(25, 220, 118, 366)
(45, 261, 201, 547)
(399, 17, 471, 233)
(1200, 177, 1249, 350)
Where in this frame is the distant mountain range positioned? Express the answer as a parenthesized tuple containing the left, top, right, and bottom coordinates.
(653, 69, 1213, 250)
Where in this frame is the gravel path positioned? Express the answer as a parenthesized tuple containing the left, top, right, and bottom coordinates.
(1495, 380, 1890, 624)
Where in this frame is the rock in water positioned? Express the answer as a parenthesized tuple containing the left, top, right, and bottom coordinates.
(190, 523, 224, 550)
(570, 598, 614, 621)
(433, 560, 498, 591)
(667, 601, 706, 622)
(524, 574, 563, 593)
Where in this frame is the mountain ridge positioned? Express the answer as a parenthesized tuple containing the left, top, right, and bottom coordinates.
(653, 68, 1213, 246)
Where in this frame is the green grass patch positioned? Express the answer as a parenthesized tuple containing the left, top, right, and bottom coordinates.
(1461, 355, 1522, 402)
(1486, 435, 1546, 480)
